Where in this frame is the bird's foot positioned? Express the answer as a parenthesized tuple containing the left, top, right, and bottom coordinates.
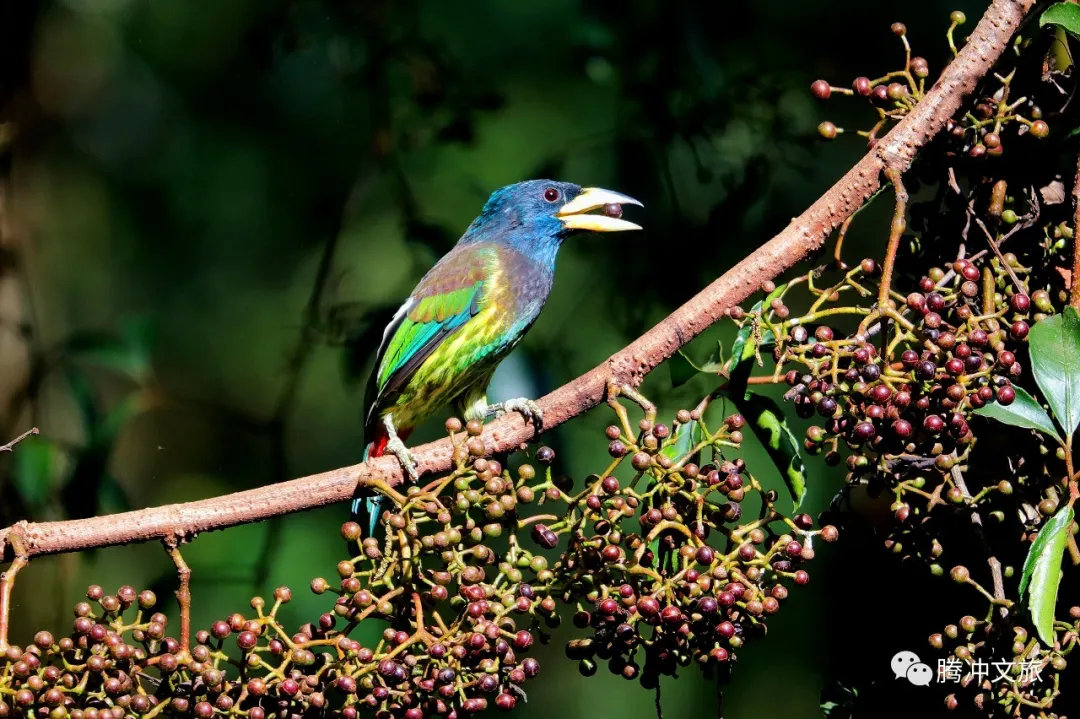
(488, 397, 543, 428)
(386, 434, 419, 481)
(382, 415, 419, 481)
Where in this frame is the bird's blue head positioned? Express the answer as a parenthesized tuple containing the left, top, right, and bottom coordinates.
(460, 179, 642, 270)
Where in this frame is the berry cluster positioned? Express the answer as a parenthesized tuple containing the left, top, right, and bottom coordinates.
(929, 605, 1080, 714)
(812, 12, 1051, 154)
(728, 243, 1073, 713)
(557, 411, 833, 687)
(786, 252, 1032, 482)
(0, 392, 822, 719)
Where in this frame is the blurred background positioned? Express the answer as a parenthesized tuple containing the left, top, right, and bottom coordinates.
(0, 0, 996, 716)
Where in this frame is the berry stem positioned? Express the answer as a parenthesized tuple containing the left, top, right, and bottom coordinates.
(164, 538, 193, 655)
(833, 214, 854, 269)
(0, 526, 27, 652)
(877, 168, 908, 311)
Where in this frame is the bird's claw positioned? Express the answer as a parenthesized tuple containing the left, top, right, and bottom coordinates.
(492, 397, 543, 428)
(386, 435, 420, 481)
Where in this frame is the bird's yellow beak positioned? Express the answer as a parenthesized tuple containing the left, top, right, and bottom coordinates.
(557, 187, 643, 232)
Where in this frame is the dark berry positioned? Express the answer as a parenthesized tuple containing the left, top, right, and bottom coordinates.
(1009, 321, 1029, 340)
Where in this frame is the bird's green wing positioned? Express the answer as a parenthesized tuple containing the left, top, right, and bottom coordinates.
(364, 245, 491, 427)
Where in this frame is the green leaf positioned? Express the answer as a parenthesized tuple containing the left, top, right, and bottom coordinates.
(1020, 505, 1074, 646)
(734, 393, 807, 510)
(1029, 308, 1080, 436)
(1041, 2, 1080, 39)
(660, 419, 703, 463)
(669, 342, 725, 388)
(12, 436, 61, 509)
(973, 385, 1061, 440)
(727, 283, 786, 397)
(65, 319, 155, 384)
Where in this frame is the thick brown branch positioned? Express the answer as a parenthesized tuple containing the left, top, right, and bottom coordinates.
(0, 0, 1034, 562)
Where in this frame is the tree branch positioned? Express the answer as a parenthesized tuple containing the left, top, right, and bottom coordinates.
(0, 0, 1035, 562)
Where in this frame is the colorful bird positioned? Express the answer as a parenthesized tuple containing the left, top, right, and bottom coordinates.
(351, 180, 642, 538)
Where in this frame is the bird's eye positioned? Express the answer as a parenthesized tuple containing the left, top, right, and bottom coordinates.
(543, 187, 560, 203)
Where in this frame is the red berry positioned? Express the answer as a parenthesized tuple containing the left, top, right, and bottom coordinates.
(892, 419, 913, 439)
(1010, 321, 1030, 340)
(1010, 293, 1030, 312)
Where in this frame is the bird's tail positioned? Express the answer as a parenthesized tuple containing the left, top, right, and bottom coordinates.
(348, 423, 400, 557)
(349, 428, 390, 518)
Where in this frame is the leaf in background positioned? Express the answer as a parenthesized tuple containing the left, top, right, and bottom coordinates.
(973, 385, 1060, 440)
(65, 366, 101, 434)
(660, 419, 703, 463)
(60, 373, 155, 519)
(98, 474, 132, 514)
(64, 318, 155, 384)
(1041, 2, 1080, 39)
(734, 392, 806, 510)
(91, 392, 153, 449)
(669, 342, 724, 388)
(1019, 505, 1073, 645)
(12, 436, 62, 509)
(1029, 308, 1080, 436)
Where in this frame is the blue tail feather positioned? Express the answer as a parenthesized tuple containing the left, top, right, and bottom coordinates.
(349, 441, 383, 543)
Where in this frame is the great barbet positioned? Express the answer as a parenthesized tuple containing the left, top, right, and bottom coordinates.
(351, 180, 642, 538)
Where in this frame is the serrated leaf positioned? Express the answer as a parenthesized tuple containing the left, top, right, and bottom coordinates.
(973, 384, 1060, 440)
(12, 437, 61, 509)
(1020, 505, 1073, 646)
(660, 419, 703, 463)
(1029, 308, 1080, 436)
(1041, 2, 1080, 38)
(734, 393, 807, 510)
(669, 342, 724, 388)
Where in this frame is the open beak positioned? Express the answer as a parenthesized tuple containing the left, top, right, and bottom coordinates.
(556, 187, 643, 232)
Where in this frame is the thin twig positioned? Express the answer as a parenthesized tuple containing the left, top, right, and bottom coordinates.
(974, 217, 1025, 291)
(0, 0, 1037, 561)
(0, 426, 38, 453)
(951, 462, 1008, 618)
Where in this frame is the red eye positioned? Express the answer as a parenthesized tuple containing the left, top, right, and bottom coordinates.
(543, 187, 560, 202)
